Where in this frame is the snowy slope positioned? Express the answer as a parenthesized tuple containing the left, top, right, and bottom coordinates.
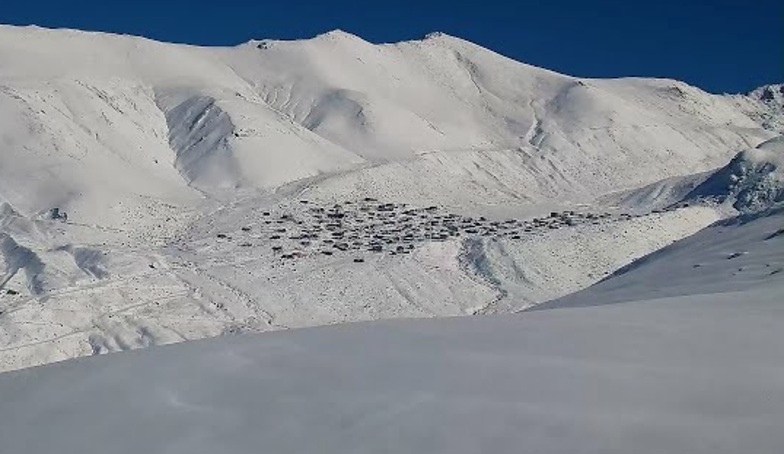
(537, 205, 784, 309)
(1, 23, 782, 371)
(461, 206, 721, 311)
(0, 280, 782, 454)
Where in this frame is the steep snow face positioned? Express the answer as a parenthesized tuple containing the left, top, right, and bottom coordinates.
(153, 88, 364, 193)
(729, 84, 784, 132)
(0, 79, 201, 230)
(157, 94, 240, 189)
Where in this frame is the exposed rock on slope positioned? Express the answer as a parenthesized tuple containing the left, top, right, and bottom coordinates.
(683, 136, 784, 212)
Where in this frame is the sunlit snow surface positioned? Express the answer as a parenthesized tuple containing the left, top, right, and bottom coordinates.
(0, 288, 782, 454)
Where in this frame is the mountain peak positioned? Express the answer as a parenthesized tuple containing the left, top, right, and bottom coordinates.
(423, 31, 450, 40)
(749, 84, 784, 104)
(246, 29, 367, 50)
(312, 29, 365, 42)
(418, 31, 470, 46)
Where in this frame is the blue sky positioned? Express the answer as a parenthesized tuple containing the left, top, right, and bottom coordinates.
(1, 0, 781, 93)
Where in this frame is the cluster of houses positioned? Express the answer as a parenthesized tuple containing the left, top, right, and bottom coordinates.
(212, 198, 682, 262)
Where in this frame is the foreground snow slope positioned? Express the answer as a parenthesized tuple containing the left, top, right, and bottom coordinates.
(0, 282, 781, 454)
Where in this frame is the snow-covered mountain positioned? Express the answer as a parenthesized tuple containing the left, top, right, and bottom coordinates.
(1, 25, 779, 223)
(0, 24, 782, 371)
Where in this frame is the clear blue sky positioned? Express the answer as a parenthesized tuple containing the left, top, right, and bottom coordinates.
(1, 0, 781, 93)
